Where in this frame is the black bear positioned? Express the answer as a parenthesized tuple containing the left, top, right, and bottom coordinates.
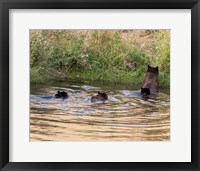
(141, 87, 150, 96)
(55, 91, 68, 99)
(141, 65, 159, 95)
(91, 92, 108, 102)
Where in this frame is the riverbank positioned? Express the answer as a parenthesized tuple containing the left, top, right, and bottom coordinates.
(30, 30, 170, 86)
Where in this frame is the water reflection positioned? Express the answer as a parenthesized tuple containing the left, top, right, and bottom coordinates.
(30, 82, 170, 141)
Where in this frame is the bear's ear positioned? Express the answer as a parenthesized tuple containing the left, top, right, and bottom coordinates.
(156, 66, 159, 72)
(98, 92, 100, 94)
(58, 90, 60, 93)
(148, 65, 151, 70)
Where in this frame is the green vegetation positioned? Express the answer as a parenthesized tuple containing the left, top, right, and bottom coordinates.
(30, 30, 170, 87)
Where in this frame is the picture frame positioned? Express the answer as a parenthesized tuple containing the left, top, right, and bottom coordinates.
(0, 0, 199, 170)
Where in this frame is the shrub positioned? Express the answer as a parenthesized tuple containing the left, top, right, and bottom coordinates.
(30, 30, 170, 86)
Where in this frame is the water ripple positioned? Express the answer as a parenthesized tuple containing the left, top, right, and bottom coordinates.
(30, 82, 170, 141)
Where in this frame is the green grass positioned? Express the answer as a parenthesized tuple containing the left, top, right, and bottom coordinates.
(30, 30, 170, 87)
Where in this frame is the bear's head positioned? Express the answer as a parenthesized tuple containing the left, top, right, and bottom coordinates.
(141, 88, 150, 95)
(147, 65, 158, 75)
(98, 92, 108, 100)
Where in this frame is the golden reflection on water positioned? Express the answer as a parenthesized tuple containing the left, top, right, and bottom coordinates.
(30, 83, 170, 141)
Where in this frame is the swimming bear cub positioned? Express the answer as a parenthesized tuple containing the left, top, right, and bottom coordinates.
(141, 87, 150, 96)
(91, 92, 108, 102)
(55, 91, 68, 99)
(141, 65, 159, 95)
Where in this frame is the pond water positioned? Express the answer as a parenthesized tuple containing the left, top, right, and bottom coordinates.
(30, 81, 170, 141)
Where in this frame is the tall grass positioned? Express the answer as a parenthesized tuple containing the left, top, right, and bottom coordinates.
(30, 30, 170, 87)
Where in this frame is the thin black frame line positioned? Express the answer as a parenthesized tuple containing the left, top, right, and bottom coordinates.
(0, 0, 3, 168)
(191, 1, 199, 168)
(1, 0, 199, 9)
(0, 0, 200, 170)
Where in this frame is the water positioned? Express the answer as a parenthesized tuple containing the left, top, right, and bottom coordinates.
(30, 81, 170, 141)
